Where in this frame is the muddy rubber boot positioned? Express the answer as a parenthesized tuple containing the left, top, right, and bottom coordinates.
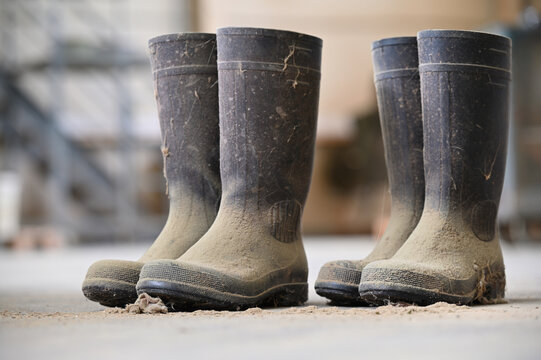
(82, 33, 220, 307)
(315, 37, 424, 305)
(136, 27, 322, 311)
(359, 30, 511, 306)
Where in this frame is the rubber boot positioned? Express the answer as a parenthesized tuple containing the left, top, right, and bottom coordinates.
(82, 33, 221, 307)
(359, 30, 511, 305)
(314, 37, 424, 305)
(136, 27, 322, 310)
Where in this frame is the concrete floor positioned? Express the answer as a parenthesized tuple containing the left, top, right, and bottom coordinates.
(1, 237, 540, 360)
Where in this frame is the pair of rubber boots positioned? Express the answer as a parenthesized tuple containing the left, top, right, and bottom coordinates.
(316, 30, 511, 306)
(82, 28, 322, 310)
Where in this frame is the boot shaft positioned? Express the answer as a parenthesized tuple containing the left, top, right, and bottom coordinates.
(216, 28, 322, 223)
(372, 37, 424, 216)
(148, 33, 221, 206)
(417, 30, 511, 240)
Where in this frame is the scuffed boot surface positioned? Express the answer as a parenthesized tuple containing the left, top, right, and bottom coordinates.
(359, 30, 511, 306)
(360, 213, 507, 306)
(316, 37, 424, 305)
(83, 260, 143, 307)
(82, 33, 220, 307)
(137, 27, 322, 311)
(137, 209, 310, 311)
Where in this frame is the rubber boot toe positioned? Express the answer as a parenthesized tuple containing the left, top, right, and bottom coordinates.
(82, 259, 144, 307)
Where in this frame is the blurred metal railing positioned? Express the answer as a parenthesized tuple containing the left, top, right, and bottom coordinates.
(0, 0, 170, 242)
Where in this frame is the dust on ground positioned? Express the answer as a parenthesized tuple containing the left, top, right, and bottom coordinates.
(2, 301, 539, 323)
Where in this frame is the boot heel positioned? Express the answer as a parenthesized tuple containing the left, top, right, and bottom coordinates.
(264, 283, 308, 307)
(475, 264, 506, 304)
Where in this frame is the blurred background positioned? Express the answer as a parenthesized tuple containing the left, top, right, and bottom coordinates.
(1, 0, 540, 249)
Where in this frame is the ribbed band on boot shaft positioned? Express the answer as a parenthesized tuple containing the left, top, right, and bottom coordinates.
(217, 27, 322, 74)
(418, 30, 511, 78)
(148, 33, 218, 77)
(371, 36, 418, 81)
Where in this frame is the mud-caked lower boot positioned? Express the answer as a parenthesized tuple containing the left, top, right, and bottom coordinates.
(82, 33, 221, 307)
(315, 37, 424, 305)
(359, 30, 511, 306)
(136, 27, 322, 311)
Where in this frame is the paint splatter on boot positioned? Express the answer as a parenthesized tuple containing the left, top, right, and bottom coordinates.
(82, 33, 220, 307)
(315, 37, 424, 305)
(359, 30, 511, 306)
(137, 27, 322, 311)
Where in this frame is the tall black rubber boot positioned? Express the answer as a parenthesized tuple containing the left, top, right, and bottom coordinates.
(315, 37, 424, 305)
(137, 27, 322, 311)
(82, 33, 221, 307)
(359, 30, 511, 305)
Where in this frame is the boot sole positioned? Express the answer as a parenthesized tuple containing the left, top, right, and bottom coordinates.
(358, 264, 505, 306)
(82, 279, 137, 307)
(314, 281, 367, 306)
(137, 279, 308, 311)
(358, 282, 473, 306)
